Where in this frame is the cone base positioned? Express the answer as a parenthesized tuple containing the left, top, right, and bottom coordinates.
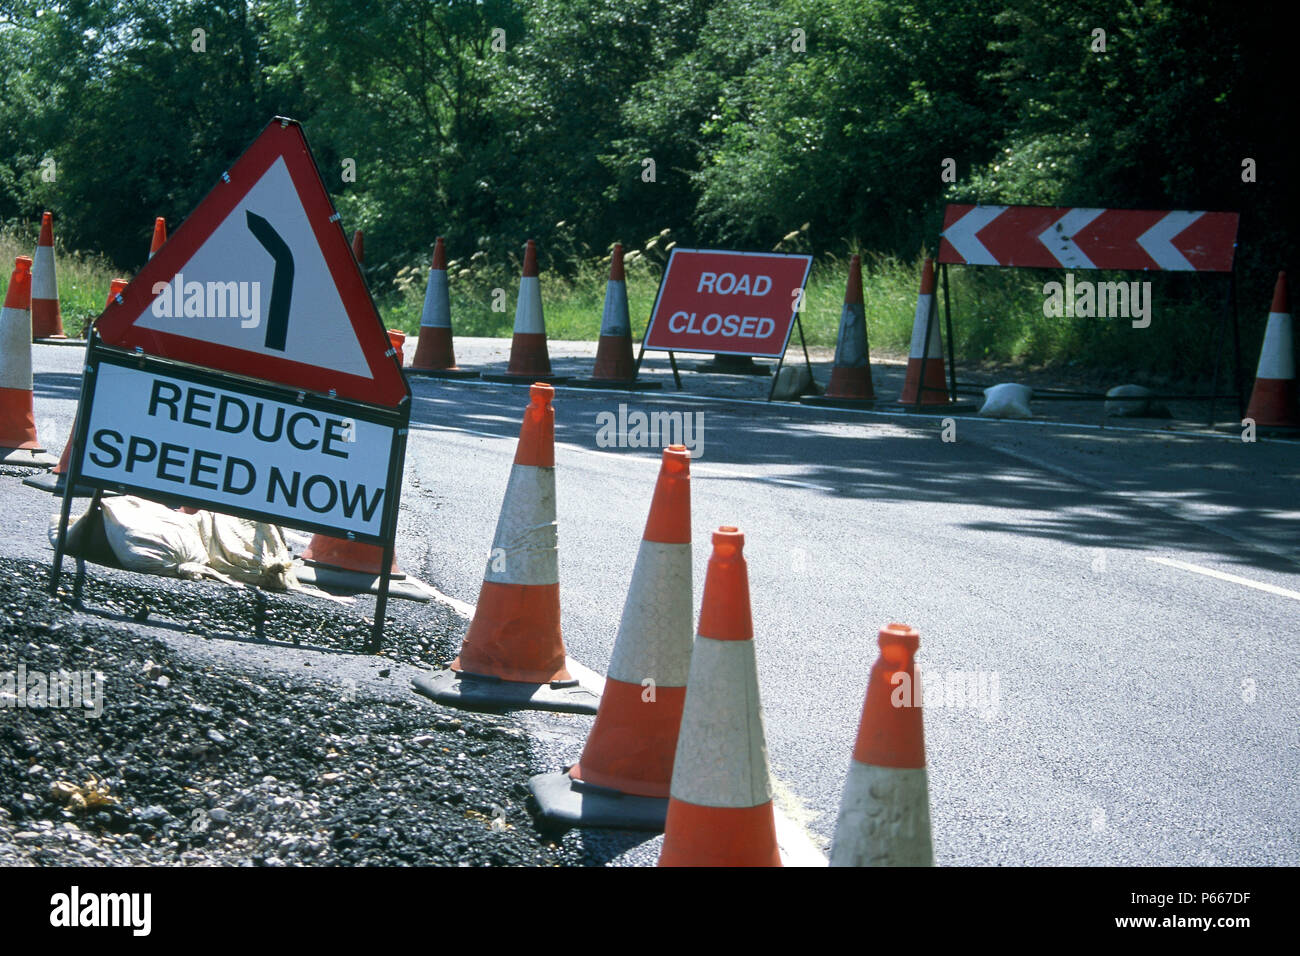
(893, 399, 978, 414)
(412, 667, 599, 715)
(1, 447, 57, 468)
(800, 395, 877, 409)
(480, 372, 571, 384)
(527, 770, 668, 831)
(692, 355, 771, 376)
(564, 377, 662, 391)
(293, 564, 435, 603)
(21, 471, 100, 496)
(405, 367, 480, 379)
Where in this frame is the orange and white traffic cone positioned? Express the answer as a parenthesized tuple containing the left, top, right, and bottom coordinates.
(571, 243, 660, 390)
(408, 237, 477, 378)
(1245, 272, 1299, 430)
(804, 254, 876, 407)
(24, 279, 128, 492)
(830, 623, 933, 866)
(414, 383, 599, 713)
(1, 256, 56, 466)
(294, 529, 434, 603)
(481, 240, 569, 384)
(30, 212, 65, 340)
(149, 217, 167, 259)
(899, 259, 971, 409)
(529, 444, 693, 827)
(387, 329, 406, 368)
(659, 525, 781, 866)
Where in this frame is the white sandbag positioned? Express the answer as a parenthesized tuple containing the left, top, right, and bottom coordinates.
(978, 383, 1033, 419)
(197, 512, 298, 590)
(98, 497, 235, 584)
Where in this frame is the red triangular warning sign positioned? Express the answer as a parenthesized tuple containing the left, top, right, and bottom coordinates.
(95, 117, 409, 408)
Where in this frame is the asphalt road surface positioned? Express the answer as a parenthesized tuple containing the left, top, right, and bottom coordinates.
(11, 341, 1300, 866)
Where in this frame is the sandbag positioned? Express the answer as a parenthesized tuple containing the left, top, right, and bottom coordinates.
(98, 496, 235, 584)
(197, 511, 298, 590)
(978, 383, 1033, 419)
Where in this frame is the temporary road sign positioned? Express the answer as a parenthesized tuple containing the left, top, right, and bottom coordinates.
(641, 248, 813, 358)
(73, 345, 404, 543)
(94, 117, 409, 407)
(939, 205, 1239, 273)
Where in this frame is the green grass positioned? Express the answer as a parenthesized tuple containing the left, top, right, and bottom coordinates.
(3, 225, 1228, 387)
(0, 228, 127, 337)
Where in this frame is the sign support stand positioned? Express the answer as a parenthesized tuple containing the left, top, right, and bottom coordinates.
(766, 314, 818, 402)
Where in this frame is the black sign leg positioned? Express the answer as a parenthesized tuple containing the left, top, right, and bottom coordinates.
(1230, 272, 1244, 422)
(634, 338, 647, 379)
(50, 336, 99, 596)
(767, 351, 787, 402)
(668, 352, 682, 390)
(369, 552, 393, 652)
(368, 419, 409, 653)
(941, 262, 958, 402)
(1209, 276, 1229, 427)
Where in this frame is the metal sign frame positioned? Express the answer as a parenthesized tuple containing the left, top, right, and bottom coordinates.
(925, 204, 1244, 423)
(49, 334, 411, 650)
(634, 247, 816, 398)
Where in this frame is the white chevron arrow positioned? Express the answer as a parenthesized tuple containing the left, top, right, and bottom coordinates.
(1038, 207, 1104, 269)
(941, 205, 1005, 265)
(1138, 211, 1203, 270)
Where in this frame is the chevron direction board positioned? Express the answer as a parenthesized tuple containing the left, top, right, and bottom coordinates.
(938, 205, 1239, 272)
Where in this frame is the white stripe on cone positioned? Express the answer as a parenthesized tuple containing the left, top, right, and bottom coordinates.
(1255, 311, 1295, 380)
(606, 540, 693, 686)
(836, 301, 868, 366)
(830, 763, 933, 866)
(420, 268, 451, 329)
(31, 245, 57, 300)
(908, 292, 942, 359)
(599, 280, 631, 338)
(0, 305, 34, 390)
(670, 636, 772, 808)
(481, 464, 557, 587)
(514, 275, 545, 334)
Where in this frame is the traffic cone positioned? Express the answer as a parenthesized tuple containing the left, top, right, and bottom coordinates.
(387, 329, 406, 367)
(481, 241, 569, 384)
(294, 530, 434, 603)
(529, 444, 693, 827)
(24, 279, 128, 492)
(830, 623, 933, 866)
(149, 217, 167, 259)
(899, 259, 971, 409)
(30, 212, 65, 340)
(1245, 272, 1299, 430)
(1, 256, 56, 466)
(351, 229, 364, 264)
(659, 525, 781, 866)
(570, 243, 661, 390)
(803, 255, 876, 407)
(408, 237, 477, 378)
(413, 383, 599, 713)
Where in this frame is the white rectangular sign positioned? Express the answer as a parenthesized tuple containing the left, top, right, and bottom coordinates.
(79, 361, 397, 539)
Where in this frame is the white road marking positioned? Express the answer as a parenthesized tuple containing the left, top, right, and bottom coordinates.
(1145, 556, 1300, 600)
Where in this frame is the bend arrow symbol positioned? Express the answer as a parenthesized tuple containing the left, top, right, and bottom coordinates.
(1038, 208, 1104, 269)
(941, 205, 1005, 265)
(1137, 211, 1203, 271)
(246, 211, 294, 351)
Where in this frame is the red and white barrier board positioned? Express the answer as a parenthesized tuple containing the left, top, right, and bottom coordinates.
(642, 249, 812, 358)
(939, 205, 1239, 273)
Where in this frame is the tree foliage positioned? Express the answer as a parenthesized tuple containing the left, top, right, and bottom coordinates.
(0, 0, 1290, 305)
